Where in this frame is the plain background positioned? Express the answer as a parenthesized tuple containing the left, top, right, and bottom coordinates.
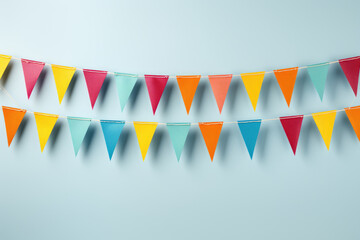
(0, 0, 360, 239)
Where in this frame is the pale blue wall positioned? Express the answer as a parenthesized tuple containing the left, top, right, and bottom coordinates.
(0, 0, 360, 239)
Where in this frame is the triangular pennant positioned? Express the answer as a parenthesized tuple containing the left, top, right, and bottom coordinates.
(51, 64, 76, 104)
(345, 107, 360, 141)
(339, 56, 360, 96)
(312, 111, 337, 150)
(133, 122, 157, 161)
(279, 115, 303, 155)
(176, 75, 201, 114)
(0, 54, 11, 80)
(208, 74, 232, 113)
(144, 75, 169, 114)
(67, 117, 91, 156)
(274, 67, 298, 107)
(21, 59, 45, 98)
(114, 73, 138, 111)
(307, 63, 329, 101)
(2, 106, 26, 146)
(100, 120, 125, 160)
(237, 120, 261, 159)
(83, 69, 107, 109)
(240, 72, 265, 111)
(166, 123, 191, 161)
(34, 112, 59, 152)
(198, 122, 223, 161)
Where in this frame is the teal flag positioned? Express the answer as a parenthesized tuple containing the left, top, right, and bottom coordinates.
(114, 72, 138, 111)
(307, 63, 329, 101)
(100, 120, 125, 160)
(237, 120, 261, 159)
(167, 123, 191, 161)
(67, 117, 91, 156)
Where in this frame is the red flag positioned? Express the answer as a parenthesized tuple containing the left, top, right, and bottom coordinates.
(21, 59, 45, 98)
(339, 56, 360, 96)
(83, 69, 107, 109)
(280, 115, 303, 154)
(145, 75, 169, 114)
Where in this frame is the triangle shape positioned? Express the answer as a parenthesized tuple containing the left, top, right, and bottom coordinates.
(83, 69, 107, 109)
(21, 59, 45, 98)
(114, 73, 138, 111)
(199, 122, 223, 161)
(312, 111, 337, 150)
(100, 120, 125, 160)
(208, 74, 232, 113)
(339, 56, 360, 96)
(2, 106, 26, 146)
(34, 112, 59, 152)
(240, 72, 265, 111)
(52, 64, 76, 104)
(345, 106, 360, 141)
(144, 75, 169, 114)
(280, 115, 303, 155)
(237, 120, 261, 159)
(67, 117, 91, 156)
(167, 123, 191, 161)
(176, 75, 201, 114)
(274, 67, 298, 107)
(0, 54, 11, 80)
(307, 63, 329, 101)
(133, 122, 157, 161)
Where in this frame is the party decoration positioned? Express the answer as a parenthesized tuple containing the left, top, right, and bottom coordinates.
(34, 112, 59, 152)
(279, 115, 303, 154)
(345, 107, 360, 141)
(166, 123, 191, 161)
(51, 65, 76, 104)
(307, 63, 329, 101)
(274, 67, 298, 107)
(237, 120, 261, 159)
(100, 120, 125, 160)
(240, 72, 265, 111)
(67, 117, 91, 156)
(208, 75, 232, 113)
(83, 69, 107, 109)
(21, 59, 45, 98)
(312, 111, 336, 150)
(145, 75, 169, 114)
(176, 75, 201, 114)
(2, 106, 26, 146)
(339, 56, 360, 96)
(199, 122, 223, 161)
(0, 54, 11, 80)
(114, 73, 138, 111)
(133, 122, 157, 160)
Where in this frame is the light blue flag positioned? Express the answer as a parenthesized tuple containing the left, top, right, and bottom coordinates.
(114, 72, 138, 111)
(307, 62, 329, 101)
(100, 120, 125, 160)
(166, 123, 191, 161)
(237, 120, 261, 159)
(67, 117, 91, 156)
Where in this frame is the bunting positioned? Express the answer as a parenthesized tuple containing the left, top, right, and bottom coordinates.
(114, 73, 138, 111)
(0, 54, 11, 80)
(145, 75, 169, 114)
(52, 65, 76, 104)
(237, 120, 261, 159)
(133, 122, 157, 160)
(176, 75, 201, 114)
(339, 56, 360, 96)
(21, 59, 45, 98)
(67, 117, 91, 156)
(83, 69, 107, 109)
(312, 111, 336, 150)
(34, 112, 59, 152)
(2, 106, 26, 146)
(208, 75, 232, 113)
(199, 122, 223, 161)
(307, 63, 329, 101)
(279, 115, 303, 154)
(167, 123, 191, 161)
(240, 72, 265, 111)
(274, 67, 298, 107)
(345, 107, 360, 141)
(100, 120, 125, 160)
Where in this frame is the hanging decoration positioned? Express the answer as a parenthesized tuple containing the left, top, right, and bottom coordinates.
(21, 59, 45, 98)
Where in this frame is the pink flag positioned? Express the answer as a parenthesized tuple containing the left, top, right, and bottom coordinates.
(145, 75, 169, 114)
(339, 56, 360, 96)
(208, 74, 232, 113)
(280, 115, 303, 155)
(83, 69, 107, 109)
(21, 59, 45, 98)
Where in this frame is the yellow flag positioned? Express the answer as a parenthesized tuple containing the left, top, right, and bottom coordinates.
(312, 110, 336, 150)
(34, 112, 59, 152)
(51, 64, 76, 104)
(240, 71, 265, 111)
(0, 54, 11, 79)
(133, 122, 157, 161)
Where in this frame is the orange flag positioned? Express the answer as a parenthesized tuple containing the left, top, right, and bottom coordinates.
(2, 106, 26, 146)
(208, 74, 232, 113)
(199, 122, 223, 161)
(176, 75, 201, 114)
(345, 107, 360, 141)
(274, 67, 298, 107)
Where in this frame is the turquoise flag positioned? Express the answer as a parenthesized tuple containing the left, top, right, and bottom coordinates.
(114, 73, 138, 111)
(167, 123, 190, 161)
(307, 63, 329, 101)
(67, 117, 91, 156)
(100, 120, 125, 160)
(237, 120, 261, 159)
